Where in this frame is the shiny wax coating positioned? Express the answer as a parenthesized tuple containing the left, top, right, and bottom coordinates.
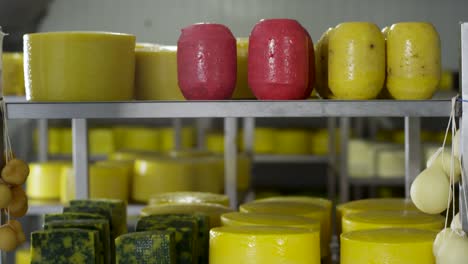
(386, 22, 441, 99)
(328, 22, 385, 99)
(177, 23, 237, 100)
(248, 19, 312, 99)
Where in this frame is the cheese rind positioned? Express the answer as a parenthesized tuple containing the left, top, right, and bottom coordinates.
(149, 192, 229, 207)
(115, 231, 176, 264)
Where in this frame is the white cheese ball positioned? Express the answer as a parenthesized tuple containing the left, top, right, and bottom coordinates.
(450, 213, 462, 230)
(426, 148, 461, 183)
(433, 228, 468, 264)
(410, 166, 451, 214)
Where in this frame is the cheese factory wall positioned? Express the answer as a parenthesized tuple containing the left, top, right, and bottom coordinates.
(39, 0, 468, 70)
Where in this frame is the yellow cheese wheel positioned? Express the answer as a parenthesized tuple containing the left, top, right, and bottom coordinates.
(15, 248, 31, 264)
(141, 203, 233, 227)
(94, 160, 134, 198)
(159, 127, 195, 152)
(337, 198, 419, 234)
(232, 38, 255, 99)
(310, 128, 340, 155)
(24, 31, 135, 101)
(205, 132, 242, 154)
(240, 200, 330, 257)
(210, 226, 320, 264)
(33, 127, 63, 155)
(149, 192, 229, 207)
(328, 22, 385, 99)
(273, 129, 310, 154)
(248, 127, 275, 154)
(113, 126, 160, 152)
(60, 128, 73, 155)
(221, 212, 321, 232)
(341, 228, 437, 264)
(2, 52, 25, 96)
(386, 22, 441, 100)
(27, 162, 71, 200)
(315, 28, 334, 99)
(135, 44, 184, 100)
(89, 128, 115, 155)
(342, 210, 444, 233)
(256, 196, 332, 213)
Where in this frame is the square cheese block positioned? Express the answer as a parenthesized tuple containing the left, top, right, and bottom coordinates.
(115, 231, 176, 264)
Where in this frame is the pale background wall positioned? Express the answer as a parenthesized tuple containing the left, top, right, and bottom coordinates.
(40, 0, 468, 70)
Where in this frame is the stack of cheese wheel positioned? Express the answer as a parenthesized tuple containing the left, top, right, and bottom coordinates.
(341, 228, 437, 263)
(240, 199, 330, 260)
(231, 38, 255, 99)
(342, 210, 444, 233)
(24, 31, 135, 101)
(2, 52, 25, 95)
(210, 226, 320, 264)
(135, 43, 184, 100)
(337, 198, 419, 234)
(60, 162, 130, 203)
(273, 129, 309, 154)
(149, 192, 230, 207)
(159, 127, 195, 152)
(27, 162, 71, 201)
(113, 126, 160, 152)
(141, 202, 233, 228)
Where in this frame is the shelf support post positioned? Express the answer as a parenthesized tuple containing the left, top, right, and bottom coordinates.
(460, 22, 468, 233)
(38, 119, 48, 162)
(172, 118, 183, 150)
(224, 117, 238, 209)
(404, 116, 421, 198)
(72, 118, 89, 199)
(339, 117, 350, 202)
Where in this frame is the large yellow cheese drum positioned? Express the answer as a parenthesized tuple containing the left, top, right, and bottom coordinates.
(210, 226, 321, 264)
(141, 203, 233, 227)
(24, 31, 136, 101)
(2, 52, 25, 95)
(328, 22, 385, 99)
(149, 192, 229, 207)
(337, 198, 419, 233)
(240, 200, 330, 258)
(341, 228, 437, 264)
(342, 210, 444, 233)
(135, 44, 184, 100)
(386, 22, 441, 99)
(27, 162, 71, 200)
(232, 38, 255, 99)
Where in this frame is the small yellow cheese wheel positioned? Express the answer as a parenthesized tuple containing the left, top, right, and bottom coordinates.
(89, 128, 115, 155)
(342, 210, 444, 233)
(159, 127, 195, 152)
(135, 44, 185, 100)
(2, 52, 25, 96)
(210, 226, 321, 264)
(60, 128, 72, 155)
(310, 128, 340, 155)
(273, 129, 310, 154)
(315, 28, 334, 99)
(149, 192, 230, 207)
(232, 38, 255, 99)
(221, 212, 321, 233)
(141, 203, 233, 228)
(15, 248, 31, 264)
(341, 228, 437, 264)
(240, 200, 330, 257)
(113, 126, 160, 152)
(386, 22, 441, 99)
(328, 22, 385, 99)
(27, 162, 71, 200)
(337, 198, 419, 234)
(251, 128, 275, 154)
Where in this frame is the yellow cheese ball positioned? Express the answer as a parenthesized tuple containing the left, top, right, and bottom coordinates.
(410, 166, 450, 214)
(1, 159, 30, 185)
(0, 183, 13, 208)
(0, 224, 18, 251)
(9, 186, 28, 217)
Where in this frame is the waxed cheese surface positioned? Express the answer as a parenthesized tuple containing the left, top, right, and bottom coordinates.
(149, 192, 230, 207)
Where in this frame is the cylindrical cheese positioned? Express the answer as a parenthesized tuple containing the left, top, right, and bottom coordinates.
(328, 22, 385, 99)
(210, 226, 320, 264)
(253, 128, 275, 154)
(89, 128, 115, 155)
(27, 162, 71, 200)
(240, 200, 330, 257)
(149, 192, 229, 207)
(141, 203, 233, 227)
(159, 127, 195, 152)
(341, 228, 437, 264)
(342, 210, 444, 233)
(2, 52, 25, 95)
(113, 126, 160, 152)
(337, 198, 419, 234)
(232, 38, 255, 99)
(24, 31, 135, 101)
(135, 44, 184, 100)
(221, 212, 321, 233)
(386, 22, 441, 99)
(273, 129, 310, 155)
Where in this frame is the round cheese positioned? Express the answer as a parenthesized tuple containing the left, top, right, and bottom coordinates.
(149, 192, 229, 207)
(210, 226, 320, 264)
(221, 212, 321, 232)
(159, 127, 195, 152)
(341, 228, 437, 264)
(273, 129, 310, 155)
(113, 126, 160, 152)
(27, 162, 71, 200)
(342, 210, 444, 233)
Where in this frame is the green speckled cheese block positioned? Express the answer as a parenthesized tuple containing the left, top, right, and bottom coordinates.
(44, 212, 107, 224)
(44, 219, 111, 264)
(138, 214, 209, 263)
(115, 231, 176, 264)
(70, 199, 127, 237)
(136, 217, 198, 264)
(31, 228, 99, 264)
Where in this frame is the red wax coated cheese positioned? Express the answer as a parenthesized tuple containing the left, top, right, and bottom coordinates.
(248, 19, 313, 100)
(177, 23, 237, 100)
